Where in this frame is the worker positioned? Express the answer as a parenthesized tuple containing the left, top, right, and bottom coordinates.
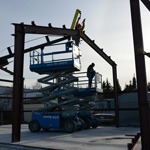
(87, 63, 96, 88)
(74, 15, 85, 46)
(75, 16, 85, 31)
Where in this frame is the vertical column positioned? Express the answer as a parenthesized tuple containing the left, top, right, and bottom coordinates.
(130, 0, 150, 149)
(112, 64, 119, 127)
(12, 24, 25, 142)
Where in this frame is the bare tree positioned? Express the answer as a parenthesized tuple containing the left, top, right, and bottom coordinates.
(31, 81, 42, 89)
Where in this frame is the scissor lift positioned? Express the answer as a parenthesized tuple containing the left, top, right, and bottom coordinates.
(28, 40, 102, 132)
(29, 39, 103, 108)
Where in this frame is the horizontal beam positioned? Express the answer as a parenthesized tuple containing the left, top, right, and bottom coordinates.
(81, 33, 116, 66)
(145, 52, 150, 58)
(0, 36, 69, 60)
(13, 23, 78, 36)
(0, 79, 13, 83)
(141, 0, 150, 11)
(0, 67, 14, 75)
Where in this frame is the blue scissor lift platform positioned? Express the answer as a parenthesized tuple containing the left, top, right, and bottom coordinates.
(30, 41, 81, 74)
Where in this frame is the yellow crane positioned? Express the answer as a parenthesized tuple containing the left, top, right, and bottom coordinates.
(70, 9, 81, 29)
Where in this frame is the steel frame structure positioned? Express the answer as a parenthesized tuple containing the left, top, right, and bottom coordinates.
(10, 23, 119, 142)
(0, 0, 149, 148)
(0, 0, 147, 148)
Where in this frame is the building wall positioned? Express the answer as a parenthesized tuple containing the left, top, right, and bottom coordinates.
(95, 92, 150, 127)
(118, 92, 149, 127)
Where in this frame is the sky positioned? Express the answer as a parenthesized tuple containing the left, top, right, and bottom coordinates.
(0, 0, 150, 89)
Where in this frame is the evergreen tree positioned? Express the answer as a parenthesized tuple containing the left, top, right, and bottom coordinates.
(124, 80, 132, 91)
(123, 74, 137, 91)
(106, 79, 113, 92)
(132, 75, 137, 89)
(102, 81, 106, 90)
(102, 79, 113, 98)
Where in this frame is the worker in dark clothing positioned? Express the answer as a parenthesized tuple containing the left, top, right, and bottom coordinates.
(87, 63, 95, 88)
(74, 16, 85, 46)
(75, 16, 85, 31)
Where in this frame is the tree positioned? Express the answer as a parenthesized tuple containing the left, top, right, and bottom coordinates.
(31, 81, 42, 89)
(102, 79, 113, 98)
(132, 75, 137, 89)
(102, 79, 113, 92)
(123, 75, 137, 91)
